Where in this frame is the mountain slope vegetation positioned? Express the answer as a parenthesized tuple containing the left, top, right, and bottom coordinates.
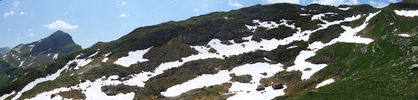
(0, 1, 416, 100)
(0, 31, 81, 87)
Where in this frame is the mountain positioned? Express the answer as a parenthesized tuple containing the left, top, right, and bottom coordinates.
(0, 0, 417, 100)
(0, 47, 11, 54)
(0, 30, 81, 87)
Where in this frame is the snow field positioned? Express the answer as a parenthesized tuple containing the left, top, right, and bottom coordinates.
(394, 10, 418, 17)
(286, 11, 379, 80)
(114, 47, 151, 67)
(161, 63, 285, 100)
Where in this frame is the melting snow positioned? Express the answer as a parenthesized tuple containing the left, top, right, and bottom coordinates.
(29, 76, 135, 100)
(287, 45, 298, 49)
(312, 14, 325, 20)
(245, 19, 296, 32)
(228, 85, 286, 100)
(13, 51, 100, 100)
(121, 33, 295, 87)
(161, 70, 231, 97)
(394, 10, 418, 17)
(397, 34, 412, 37)
(53, 53, 59, 60)
(300, 14, 310, 16)
(22, 10, 382, 100)
(71, 52, 98, 70)
(287, 11, 380, 80)
(101, 52, 112, 63)
(338, 7, 350, 11)
(19, 61, 24, 67)
(315, 78, 335, 88)
(0, 91, 15, 100)
(12, 63, 71, 100)
(264, 57, 272, 62)
(114, 47, 151, 67)
(161, 63, 285, 99)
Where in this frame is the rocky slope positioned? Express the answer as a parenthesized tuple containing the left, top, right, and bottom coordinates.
(0, 0, 417, 100)
(0, 31, 81, 87)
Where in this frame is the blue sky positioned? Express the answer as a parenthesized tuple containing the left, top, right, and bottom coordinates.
(0, 0, 400, 48)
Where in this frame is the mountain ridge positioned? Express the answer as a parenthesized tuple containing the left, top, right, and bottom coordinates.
(0, 1, 417, 100)
(0, 30, 81, 88)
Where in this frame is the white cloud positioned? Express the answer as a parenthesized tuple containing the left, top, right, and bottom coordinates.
(3, 11, 15, 18)
(203, 4, 209, 7)
(193, 9, 200, 12)
(119, 1, 127, 6)
(20, 11, 24, 15)
(262, 0, 300, 4)
(387, 0, 397, 3)
(121, 1, 127, 6)
(27, 33, 34, 37)
(229, 0, 244, 8)
(349, 0, 359, 4)
(369, 0, 389, 8)
(13, 1, 20, 7)
(44, 20, 79, 30)
(119, 13, 130, 18)
(311, 0, 359, 6)
(3, 12, 10, 18)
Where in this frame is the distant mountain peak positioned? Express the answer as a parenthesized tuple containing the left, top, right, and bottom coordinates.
(0, 47, 10, 54)
(30, 30, 80, 55)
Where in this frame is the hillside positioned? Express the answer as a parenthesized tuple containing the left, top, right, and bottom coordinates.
(0, 31, 81, 87)
(0, 1, 417, 100)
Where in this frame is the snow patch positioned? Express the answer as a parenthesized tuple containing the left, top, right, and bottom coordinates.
(19, 61, 24, 67)
(397, 34, 412, 37)
(228, 85, 286, 100)
(300, 14, 310, 16)
(315, 78, 335, 88)
(394, 10, 418, 17)
(287, 45, 298, 49)
(53, 53, 59, 60)
(12, 62, 71, 100)
(101, 52, 112, 63)
(311, 14, 325, 20)
(0, 91, 15, 100)
(162, 63, 284, 98)
(245, 19, 296, 32)
(114, 47, 151, 67)
(71, 53, 96, 70)
(29, 76, 135, 100)
(161, 70, 231, 97)
(338, 7, 350, 11)
(286, 11, 380, 80)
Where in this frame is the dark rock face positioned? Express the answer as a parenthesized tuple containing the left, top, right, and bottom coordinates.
(304, 68, 312, 71)
(231, 74, 252, 83)
(256, 85, 265, 91)
(272, 83, 284, 90)
(30, 30, 81, 55)
(143, 38, 198, 63)
(261, 72, 268, 76)
(309, 24, 344, 44)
